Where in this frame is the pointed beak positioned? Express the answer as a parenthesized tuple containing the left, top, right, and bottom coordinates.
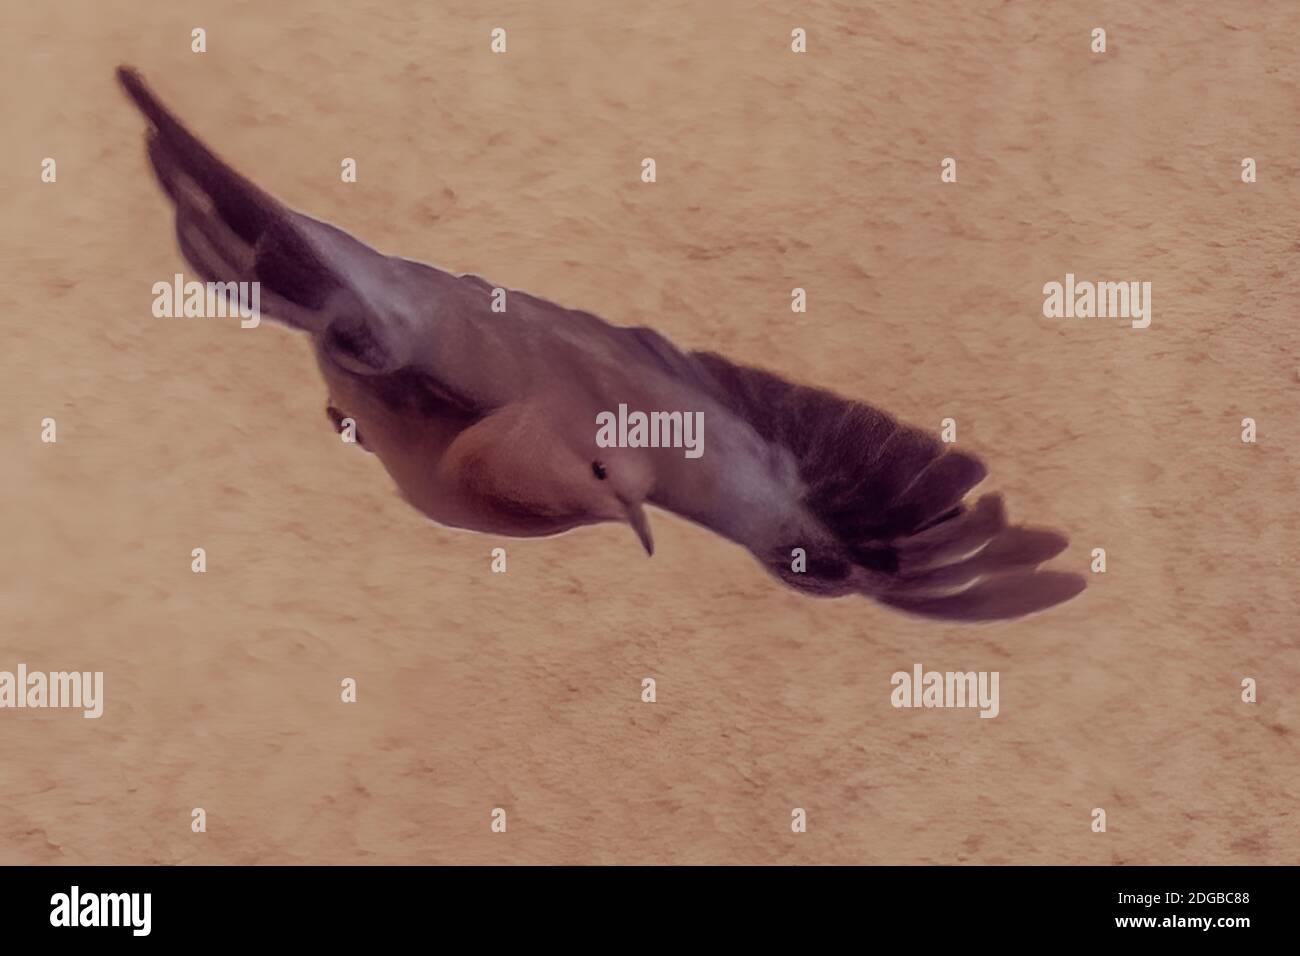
(624, 501, 654, 556)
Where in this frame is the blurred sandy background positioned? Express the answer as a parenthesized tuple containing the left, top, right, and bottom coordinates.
(1, 0, 1297, 865)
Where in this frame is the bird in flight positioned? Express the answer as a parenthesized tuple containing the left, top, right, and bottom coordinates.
(118, 66, 1084, 621)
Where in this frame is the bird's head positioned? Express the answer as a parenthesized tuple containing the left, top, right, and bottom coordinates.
(584, 449, 656, 556)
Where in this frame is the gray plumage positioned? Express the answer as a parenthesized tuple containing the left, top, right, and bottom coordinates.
(118, 66, 1084, 621)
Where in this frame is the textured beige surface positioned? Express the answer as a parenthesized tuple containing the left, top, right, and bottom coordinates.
(1, 0, 1297, 865)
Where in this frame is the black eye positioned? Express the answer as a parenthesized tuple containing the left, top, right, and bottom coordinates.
(591, 460, 607, 480)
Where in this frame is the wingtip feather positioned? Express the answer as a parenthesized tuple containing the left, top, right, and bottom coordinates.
(880, 569, 1086, 622)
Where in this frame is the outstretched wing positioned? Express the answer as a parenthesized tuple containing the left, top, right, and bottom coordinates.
(117, 65, 410, 373)
(690, 351, 1085, 621)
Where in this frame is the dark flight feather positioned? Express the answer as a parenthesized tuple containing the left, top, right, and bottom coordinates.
(690, 351, 1084, 620)
(120, 67, 364, 328)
